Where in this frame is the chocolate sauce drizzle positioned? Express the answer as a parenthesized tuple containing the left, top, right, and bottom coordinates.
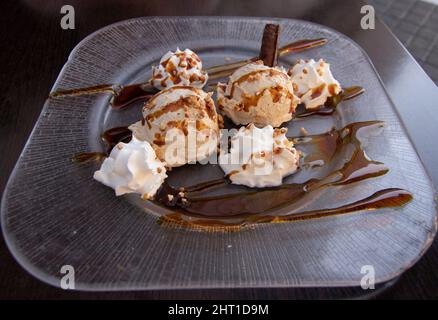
(71, 126, 132, 162)
(49, 82, 158, 110)
(154, 119, 412, 231)
(100, 126, 133, 153)
(49, 38, 328, 109)
(158, 188, 412, 231)
(295, 86, 365, 118)
(154, 121, 392, 221)
(111, 83, 157, 109)
(206, 38, 328, 80)
(49, 84, 118, 98)
(71, 86, 366, 164)
(73, 118, 412, 230)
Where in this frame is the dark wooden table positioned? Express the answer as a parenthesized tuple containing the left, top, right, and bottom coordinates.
(1, 0, 438, 299)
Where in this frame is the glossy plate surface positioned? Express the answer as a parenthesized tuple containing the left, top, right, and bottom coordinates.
(1, 17, 437, 290)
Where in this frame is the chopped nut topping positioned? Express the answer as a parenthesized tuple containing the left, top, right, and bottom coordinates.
(300, 127, 309, 136)
(292, 82, 298, 92)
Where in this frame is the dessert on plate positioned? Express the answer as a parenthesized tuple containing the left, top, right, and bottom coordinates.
(62, 23, 411, 229)
(90, 26, 343, 201)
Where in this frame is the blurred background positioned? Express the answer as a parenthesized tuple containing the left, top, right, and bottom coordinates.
(11, 0, 438, 86)
(369, 0, 438, 84)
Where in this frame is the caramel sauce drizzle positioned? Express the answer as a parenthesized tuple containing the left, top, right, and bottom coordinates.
(49, 84, 119, 97)
(72, 86, 364, 164)
(154, 121, 389, 219)
(71, 126, 132, 161)
(207, 38, 328, 80)
(155, 119, 412, 231)
(100, 126, 133, 153)
(49, 38, 328, 109)
(228, 68, 291, 97)
(71, 152, 107, 163)
(158, 188, 412, 231)
(49, 82, 158, 110)
(72, 119, 412, 231)
(295, 86, 365, 118)
(111, 83, 157, 109)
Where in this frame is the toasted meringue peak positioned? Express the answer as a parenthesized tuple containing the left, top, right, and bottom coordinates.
(129, 86, 219, 167)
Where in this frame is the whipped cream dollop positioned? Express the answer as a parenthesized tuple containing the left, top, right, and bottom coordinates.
(217, 61, 300, 128)
(129, 86, 219, 167)
(219, 124, 300, 188)
(93, 136, 167, 200)
(151, 48, 208, 90)
(288, 59, 341, 110)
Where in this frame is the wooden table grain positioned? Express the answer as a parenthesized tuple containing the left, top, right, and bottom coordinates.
(1, 0, 437, 299)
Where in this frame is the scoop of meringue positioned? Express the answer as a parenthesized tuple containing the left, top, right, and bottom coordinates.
(288, 59, 341, 110)
(93, 136, 167, 200)
(219, 124, 300, 188)
(129, 86, 219, 167)
(217, 61, 300, 128)
(151, 48, 208, 90)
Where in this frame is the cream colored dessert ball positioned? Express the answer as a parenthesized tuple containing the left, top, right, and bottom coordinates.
(217, 61, 300, 128)
(129, 86, 219, 167)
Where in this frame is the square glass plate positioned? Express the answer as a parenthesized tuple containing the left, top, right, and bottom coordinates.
(1, 17, 437, 290)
